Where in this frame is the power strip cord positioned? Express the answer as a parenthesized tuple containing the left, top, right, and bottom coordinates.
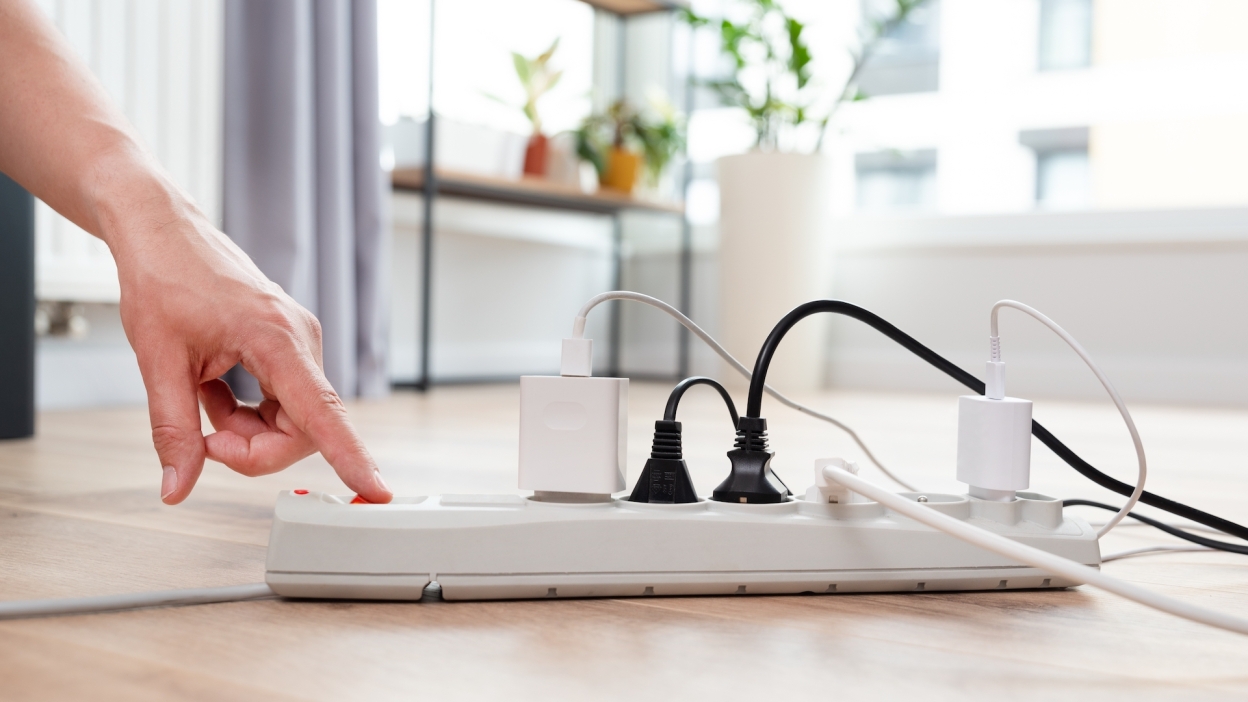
(0, 583, 276, 620)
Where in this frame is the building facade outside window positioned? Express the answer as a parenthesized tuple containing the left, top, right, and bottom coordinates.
(855, 150, 938, 212)
(856, 0, 942, 96)
(1038, 0, 1093, 70)
(1020, 127, 1090, 209)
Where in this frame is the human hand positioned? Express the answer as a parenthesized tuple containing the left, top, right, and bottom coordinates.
(108, 184, 392, 505)
(0, 1, 390, 504)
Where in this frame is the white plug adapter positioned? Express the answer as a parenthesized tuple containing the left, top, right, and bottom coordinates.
(957, 362, 1033, 501)
(518, 338, 627, 498)
(805, 458, 869, 504)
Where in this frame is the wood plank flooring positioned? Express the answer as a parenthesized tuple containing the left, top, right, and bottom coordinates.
(3, 383, 1248, 700)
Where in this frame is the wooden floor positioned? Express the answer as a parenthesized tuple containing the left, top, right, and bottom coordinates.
(3, 382, 1248, 700)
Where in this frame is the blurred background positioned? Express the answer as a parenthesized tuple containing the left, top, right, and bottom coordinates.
(24, 0, 1248, 412)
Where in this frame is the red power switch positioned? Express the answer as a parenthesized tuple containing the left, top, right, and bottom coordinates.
(293, 489, 309, 495)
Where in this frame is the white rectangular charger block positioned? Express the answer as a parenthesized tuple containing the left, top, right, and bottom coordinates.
(265, 490, 1101, 601)
(518, 375, 627, 495)
(957, 394, 1034, 492)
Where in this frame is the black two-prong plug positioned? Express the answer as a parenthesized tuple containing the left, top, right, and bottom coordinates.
(627, 420, 698, 504)
(628, 376, 739, 504)
(710, 416, 790, 504)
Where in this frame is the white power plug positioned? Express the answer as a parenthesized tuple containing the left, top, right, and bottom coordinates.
(805, 458, 869, 504)
(957, 354, 1033, 502)
(518, 338, 627, 498)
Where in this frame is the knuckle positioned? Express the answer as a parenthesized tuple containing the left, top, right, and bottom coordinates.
(303, 388, 349, 433)
(315, 388, 347, 414)
(259, 306, 300, 336)
(252, 297, 321, 349)
(303, 313, 324, 347)
(151, 423, 192, 457)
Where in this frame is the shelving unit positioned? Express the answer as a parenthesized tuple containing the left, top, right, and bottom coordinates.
(391, 168, 683, 217)
(402, 0, 690, 389)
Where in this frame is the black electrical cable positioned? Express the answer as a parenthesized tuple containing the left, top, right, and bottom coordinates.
(664, 376, 739, 426)
(1064, 500, 1248, 556)
(745, 299, 1248, 542)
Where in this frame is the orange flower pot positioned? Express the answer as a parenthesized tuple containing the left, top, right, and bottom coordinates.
(523, 133, 549, 177)
(601, 147, 642, 194)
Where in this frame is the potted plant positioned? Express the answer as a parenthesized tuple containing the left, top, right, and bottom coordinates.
(635, 96, 686, 195)
(575, 98, 685, 195)
(682, 0, 927, 391)
(503, 39, 563, 177)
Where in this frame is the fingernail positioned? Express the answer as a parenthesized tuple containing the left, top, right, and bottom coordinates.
(374, 469, 391, 493)
(161, 465, 178, 499)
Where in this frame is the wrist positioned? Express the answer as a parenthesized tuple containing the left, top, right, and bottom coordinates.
(84, 143, 201, 255)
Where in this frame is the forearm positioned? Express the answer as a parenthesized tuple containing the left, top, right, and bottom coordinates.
(0, 0, 186, 248)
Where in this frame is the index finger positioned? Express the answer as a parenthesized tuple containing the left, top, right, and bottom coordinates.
(245, 340, 392, 503)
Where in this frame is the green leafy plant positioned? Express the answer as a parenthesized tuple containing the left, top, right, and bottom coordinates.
(575, 97, 686, 186)
(498, 39, 563, 136)
(682, 0, 929, 152)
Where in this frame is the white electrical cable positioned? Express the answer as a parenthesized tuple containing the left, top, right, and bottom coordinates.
(573, 291, 918, 491)
(823, 466, 1248, 636)
(1101, 545, 1215, 562)
(0, 583, 276, 620)
(990, 300, 1146, 538)
(1091, 520, 1245, 539)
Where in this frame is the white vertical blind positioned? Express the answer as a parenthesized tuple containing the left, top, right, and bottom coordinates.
(32, 0, 223, 303)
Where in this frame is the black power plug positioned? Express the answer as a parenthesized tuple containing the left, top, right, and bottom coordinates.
(628, 377, 738, 504)
(628, 420, 698, 504)
(710, 416, 790, 503)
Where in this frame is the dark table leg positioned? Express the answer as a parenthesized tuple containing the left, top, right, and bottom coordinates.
(608, 212, 622, 378)
(677, 212, 691, 378)
(0, 173, 35, 439)
(416, 0, 437, 392)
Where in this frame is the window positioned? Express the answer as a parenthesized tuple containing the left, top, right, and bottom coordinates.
(855, 150, 937, 212)
(1038, 0, 1093, 70)
(856, 0, 942, 96)
(1021, 127, 1090, 209)
(378, 0, 594, 135)
(1036, 151, 1090, 208)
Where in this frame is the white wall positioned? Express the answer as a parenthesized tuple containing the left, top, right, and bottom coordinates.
(31, 0, 223, 409)
(826, 207, 1248, 406)
(33, 0, 223, 302)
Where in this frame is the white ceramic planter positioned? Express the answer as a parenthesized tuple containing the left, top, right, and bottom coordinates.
(717, 152, 832, 393)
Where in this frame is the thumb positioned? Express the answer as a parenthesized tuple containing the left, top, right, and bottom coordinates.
(139, 348, 207, 504)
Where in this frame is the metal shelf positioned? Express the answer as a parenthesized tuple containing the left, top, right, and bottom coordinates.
(392, 167, 683, 216)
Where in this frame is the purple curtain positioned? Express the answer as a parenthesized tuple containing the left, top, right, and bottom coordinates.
(223, 0, 389, 399)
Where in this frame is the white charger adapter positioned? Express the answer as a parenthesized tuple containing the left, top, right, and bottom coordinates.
(518, 338, 627, 498)
(957, 359, 1033, 502)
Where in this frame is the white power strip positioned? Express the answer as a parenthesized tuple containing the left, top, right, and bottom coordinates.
(265, 490, 1101, 601)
